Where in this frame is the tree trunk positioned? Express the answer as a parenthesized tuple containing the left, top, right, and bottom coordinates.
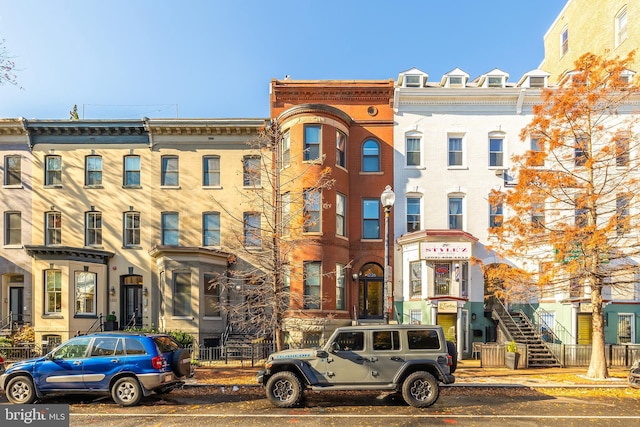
(586, 284, 608, 379)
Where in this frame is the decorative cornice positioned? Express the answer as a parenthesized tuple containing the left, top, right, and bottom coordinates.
(271, 79, 394, 105)
(24, 245, 114, 264)
(146, 118, 267, 136)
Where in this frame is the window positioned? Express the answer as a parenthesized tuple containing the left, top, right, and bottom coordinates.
(45, 270, 62, 314)
(448, 197, 463, 230)
(45, 155, 62, 186)
(405, 75, 421, 87)
(575, 136, 587, 166)
(303, 261, 321, 309)
(336, 264, 345, 310)
(304, 124, 321, 161)
(85, 155, 102, 186)
(161, 156, 179, 186)
(448, 136, 463, 166)
(203, 212, 220, 246)
(333, 331, 364, 351)
(410, 309, 422, 324)
(173, 272, 191, 316)
(530, 137, 544, 166)
(561, 26, 568, 56)
(244, 212, 261, 247)
(618, 313, 634, 344)
(85, 211, 102, 246)
(124, 155, 141, 187)
(4, 212, 21, 245)
(459, 262, 469, 297)
(575, 206, 588, 228)
(162, 212, 179, 245)
(203, 273, 220, 317)
(362, 199, 380, 239)
(616, 193, 631, 235)
(303, 189, 321, 233)
(90, 337, 123, 357)
(336, 193, 346, 237)
(75, 271, 96, 316)
(124, 211, 141, 247)
(616, 133, 630, 167)
(406, 137, 420, 166)
(407, 197, 420, 232)
(336, 130, 346, 168)
(362, 139, 380, 172)
(616, 7, 628, 47)
(4, 155, 21, 186)
(532, 202, 545, 229)
(488, 76, 502, 88)
(243, 156, 261, 187)
(281, 131, 290, 168)
(435, 262, 451, 295)
(410, 261, 422, 298)
(489, 135, 504, 167)
(282, 266, 290, 309)
(529, 76, 545, 88)
(489, 200, 503, 228)
(373, 330, 400, 351)
(407, 329, 440, 349)
(449, 76, 463, 87)
(203, 156, 220, 187)
(45, 211, 61, 245)
(282, 192, 291, 236)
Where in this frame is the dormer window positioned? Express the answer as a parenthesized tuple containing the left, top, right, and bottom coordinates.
(405, 75, 421, 87)
(449, 76, 463, 87)
(488, 77, 503, 88)
(529, 76, 545, 88)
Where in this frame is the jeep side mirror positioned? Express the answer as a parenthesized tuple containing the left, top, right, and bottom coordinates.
(316, 349, 329, 358)
(330, 342, 340, 353)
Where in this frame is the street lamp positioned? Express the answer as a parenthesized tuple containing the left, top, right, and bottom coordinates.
(381, 185, 395, 324)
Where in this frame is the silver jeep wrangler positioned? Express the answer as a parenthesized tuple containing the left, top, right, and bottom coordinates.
(257, 324, 456, 408)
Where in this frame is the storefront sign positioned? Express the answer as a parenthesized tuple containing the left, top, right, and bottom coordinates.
(437, 301, 458, 313)
(420, 242, 471, 260)
(580, 303, 593, 313)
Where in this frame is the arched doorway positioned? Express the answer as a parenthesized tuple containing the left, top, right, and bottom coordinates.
(357, 263, 384, 319)
(121, 275, 143, 329)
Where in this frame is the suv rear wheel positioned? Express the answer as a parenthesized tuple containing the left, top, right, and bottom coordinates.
(401, 371, 439, 408)
(265, 371, 302, 408)
(111, 376, 143, 406)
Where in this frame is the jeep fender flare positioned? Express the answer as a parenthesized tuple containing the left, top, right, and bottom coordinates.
(393, 359, 451, 385)
(263, 359, 320, 386)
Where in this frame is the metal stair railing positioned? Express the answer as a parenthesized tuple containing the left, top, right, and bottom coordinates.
(492, 297, 527, 343)
(0, 312, 15, 335)
(515, 310, 563, 366)
(513, 302, 575, 345)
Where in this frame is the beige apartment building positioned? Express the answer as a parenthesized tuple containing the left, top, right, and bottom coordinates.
(540, 0, 639, 83)
(0, 118, 265, 347)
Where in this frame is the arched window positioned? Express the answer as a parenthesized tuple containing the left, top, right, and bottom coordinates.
(362, 140, 380, 172)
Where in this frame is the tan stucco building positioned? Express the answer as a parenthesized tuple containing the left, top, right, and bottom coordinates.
(540, 0, 639, 83)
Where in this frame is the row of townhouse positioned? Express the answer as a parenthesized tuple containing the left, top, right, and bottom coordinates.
(2, 62, 639, 359)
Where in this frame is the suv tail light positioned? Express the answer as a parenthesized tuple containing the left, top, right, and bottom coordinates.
(0, 356, 4, 364)
(447, 355, 453, 367)
(151, 355, 163, 370)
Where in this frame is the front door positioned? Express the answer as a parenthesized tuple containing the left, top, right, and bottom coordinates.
(9, 287, 24, 325)
(121, 275, 143, 329)
(358, 263, 384, 319)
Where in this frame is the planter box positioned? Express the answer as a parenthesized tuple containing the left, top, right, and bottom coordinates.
(505, 351, 520, 369)
(104, 321, 118, 331)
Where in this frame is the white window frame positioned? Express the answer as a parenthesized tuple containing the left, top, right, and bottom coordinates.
(616, 7, 628, 47)
(447, 134, 465, 168)
(85, 155, 102, 186)
(303, 261, 321, 310)
(488, 132, 505, 168)
(4, 155, 21, 187)
(85, 211, 102, 246)
(45, 270, 62, 314)
(45, 155, 62, 186)
(203, 155, 221, 187)
(336, 264, 345, 310)
(4, 211, 21, 246)
(162, 212, 179, 245)
(561, 26, 569, 56)
(75, 271, 96, 316)
(336, 193, 346, 237)
(405, 135, 421, 167)
(124, 211, 141, 247)
(448, 196, 464, 230)
(45, 211, 61, 245)
(406, 196, 421, 233)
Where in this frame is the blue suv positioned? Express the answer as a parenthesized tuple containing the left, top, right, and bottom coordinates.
(0, 332, 192, 406)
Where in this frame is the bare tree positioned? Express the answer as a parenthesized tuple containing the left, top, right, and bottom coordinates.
(0, 39, 19, 87)
(487, 52, 640, 379)
(209, 119, 335, 351)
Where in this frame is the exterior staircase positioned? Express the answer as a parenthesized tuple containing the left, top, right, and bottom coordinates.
(491, 299, 562, 368)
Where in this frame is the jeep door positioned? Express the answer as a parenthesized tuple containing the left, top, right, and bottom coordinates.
(368, 329, 404, 384)
(319, 330, 370, 384)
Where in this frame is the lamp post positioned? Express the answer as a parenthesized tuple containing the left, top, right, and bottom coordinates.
(380, 185, 395, 324)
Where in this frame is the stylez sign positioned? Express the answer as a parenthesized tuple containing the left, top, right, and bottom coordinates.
(420, 242, 472, 260)
(3, 405, 68, 426)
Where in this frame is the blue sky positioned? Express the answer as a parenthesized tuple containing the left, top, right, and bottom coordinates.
(0, 0, 567, 120)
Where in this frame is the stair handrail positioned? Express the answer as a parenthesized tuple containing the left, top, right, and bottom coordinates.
(492, 297, 527, 343)
(531, 304, 575, 344)
(0, 312, 14, 334)
(221, 322, 232, 346)
(515, 309, 563, 366)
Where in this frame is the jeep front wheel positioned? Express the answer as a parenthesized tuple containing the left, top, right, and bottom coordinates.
(401, 371, 439, 408)
(265, 371, 302, 407)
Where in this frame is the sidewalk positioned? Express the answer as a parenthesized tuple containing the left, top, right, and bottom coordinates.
(452, 358, 629, 387)
(190, 359, 631, 388)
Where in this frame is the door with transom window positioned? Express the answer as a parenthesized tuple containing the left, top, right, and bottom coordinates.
(358, 263, 384, 319)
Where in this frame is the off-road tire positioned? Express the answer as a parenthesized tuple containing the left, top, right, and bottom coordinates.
(401, 371, 439, 408)
(171, 348, 191, 377)
(265, 371, 302, 408)
(111, 376, 143, 407)
(447, 341, 458, 373)
(5, 375, 36, 404)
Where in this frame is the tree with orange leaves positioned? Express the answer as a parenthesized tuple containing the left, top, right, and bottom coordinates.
(488, 52, 640, 379)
